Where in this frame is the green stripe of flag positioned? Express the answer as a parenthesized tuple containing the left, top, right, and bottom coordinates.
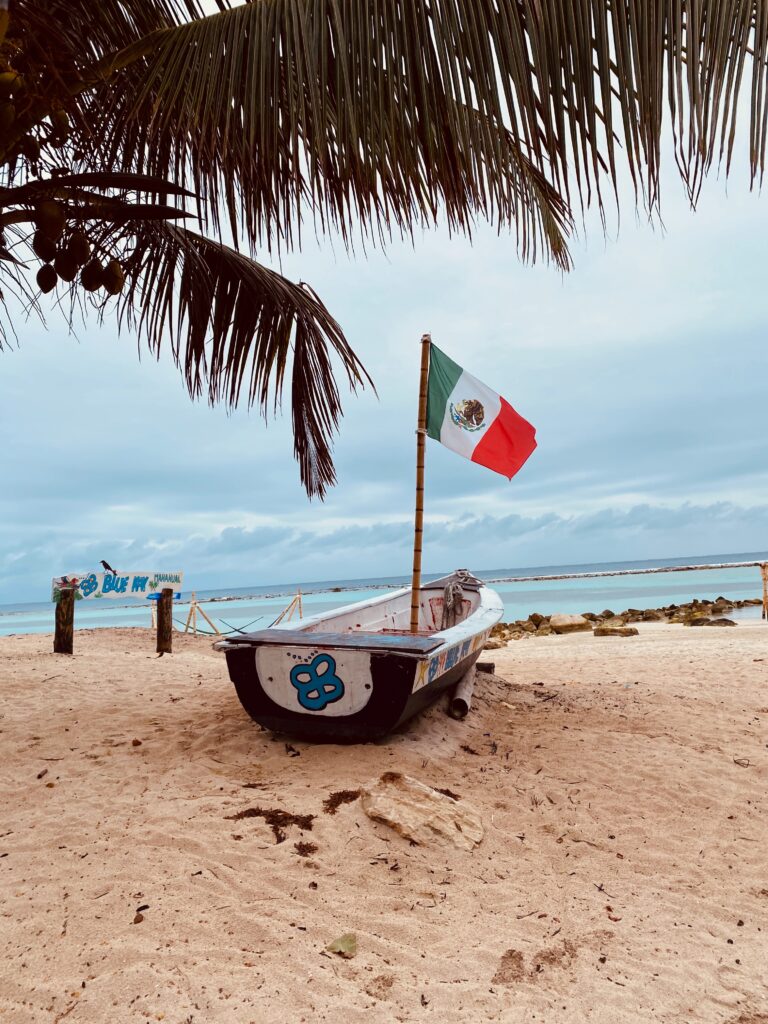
(426, 344, 463, 439)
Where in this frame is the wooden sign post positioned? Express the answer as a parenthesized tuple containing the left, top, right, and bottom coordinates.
(53, 587, 75, 654)
(51, 570, 184, 653)
(156, 588, 174, 654)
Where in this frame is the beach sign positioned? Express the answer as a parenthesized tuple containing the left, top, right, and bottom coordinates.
(52, 571, 184, 602)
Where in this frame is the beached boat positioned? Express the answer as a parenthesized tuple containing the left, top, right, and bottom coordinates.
(215, 570, 503, 741)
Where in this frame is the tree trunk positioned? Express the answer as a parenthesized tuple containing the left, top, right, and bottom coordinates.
(156, 587, 173, 654)
(54, 589, 75, 654)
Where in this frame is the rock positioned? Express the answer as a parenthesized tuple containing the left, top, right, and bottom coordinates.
(642, 609, 664, 621)
(600, 609, 614, 619)
(593, 625, 639, 637)
(490, 623, 507, 638)
(549, 613, 592, 635)
(516, 620, 537, 633)
(326, 933, 357, 958)
(361, 772, 483, 850)
(535, 624, 553, 637)
(703, 618, 737, 627)
(581, 612, 599, 622)
(484, 638, 506, 650)
(622, 609, 644, 623)
(712, 602, 733, 614)
(528, 613, 545, 627)
(684, 617, 711, 627)
(601, 616, 626, 628)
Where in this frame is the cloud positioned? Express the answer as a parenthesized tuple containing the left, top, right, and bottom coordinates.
(3, 499, 767, 603)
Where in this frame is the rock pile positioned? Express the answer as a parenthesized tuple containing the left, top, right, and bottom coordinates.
(485, 595, 760, 648)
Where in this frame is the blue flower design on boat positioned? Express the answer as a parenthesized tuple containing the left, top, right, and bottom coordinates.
(290, 653, 345, 711)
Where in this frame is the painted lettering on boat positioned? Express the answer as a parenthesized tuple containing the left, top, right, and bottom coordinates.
(290, 653, 345, 711)
(415, 635, 483, 693)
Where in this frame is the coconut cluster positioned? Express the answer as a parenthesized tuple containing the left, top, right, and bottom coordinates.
(32, 199, 125, 296)
(2, 64, 126, 298)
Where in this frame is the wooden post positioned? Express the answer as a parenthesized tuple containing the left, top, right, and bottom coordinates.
(410, 333, 431, 633)
(54, 588, 75, 654)
(196, 602, 221, 635)
(761, 563, 768, 621)
(156, 587, 173, 654)
(184, 592, 197, 633)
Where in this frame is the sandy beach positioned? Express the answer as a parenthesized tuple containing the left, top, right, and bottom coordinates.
(1, 623, 766, 1023)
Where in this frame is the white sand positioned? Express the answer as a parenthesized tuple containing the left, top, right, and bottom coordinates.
(0, 623, 766, 1023)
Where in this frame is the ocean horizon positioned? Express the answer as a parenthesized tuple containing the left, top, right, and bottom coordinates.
(1, 549, 766, 637)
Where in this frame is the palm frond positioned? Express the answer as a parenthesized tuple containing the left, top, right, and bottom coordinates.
(84, 1, 579, 261)
(8, 0, 214, 66)
(118, 224, 370, 497)
(82, 0, 768, 256)
(6, 0, 768, 496)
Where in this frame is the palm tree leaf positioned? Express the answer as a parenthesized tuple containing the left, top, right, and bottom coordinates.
(81, 0, 768, 256)
(82, 1, 579, 261)
(9, 0, 214, 65)
(69, 202, 192, 223)
(118, 223, 370, 497)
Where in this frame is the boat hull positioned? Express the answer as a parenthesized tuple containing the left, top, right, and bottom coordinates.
(217, 579, 503, 742)
(223, 643, 485, 742)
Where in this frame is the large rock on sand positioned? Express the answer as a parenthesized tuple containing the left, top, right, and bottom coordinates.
(594, 624, 639, 637)
(484, 638, 507, 650)
(549, 613, 592, 635)
(361, 772, 483, 850)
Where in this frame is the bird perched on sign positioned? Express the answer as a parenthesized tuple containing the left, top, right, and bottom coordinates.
(100, 560, 117, 575)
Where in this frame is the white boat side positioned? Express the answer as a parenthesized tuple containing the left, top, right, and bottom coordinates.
(217, 581, 504, 737)
(268, 583, 503, 662)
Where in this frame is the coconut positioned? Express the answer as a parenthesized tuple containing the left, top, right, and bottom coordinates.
(102, 259, 125, 295)
(54, 249, 79, 283)
(36, 264, 58, 293)
(50, 109, 70, 140)
(32, 230, 57, 263)
(34, 200, 66, 241)
(80, 259, 103, 292)
(67, 230, 90, 266)
(0, 71, 21, 99)
(20, 134, 40, 161)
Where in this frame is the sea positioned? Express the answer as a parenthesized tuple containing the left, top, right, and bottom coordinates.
(1, 550, 766, 637)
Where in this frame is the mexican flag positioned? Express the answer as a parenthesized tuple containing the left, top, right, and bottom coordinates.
(426, 343, 537, 479)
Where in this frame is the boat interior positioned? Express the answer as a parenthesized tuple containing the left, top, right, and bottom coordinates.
(296, 587, 478, 637)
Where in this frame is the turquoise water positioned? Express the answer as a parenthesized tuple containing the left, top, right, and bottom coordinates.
(1, 552, 765, 637)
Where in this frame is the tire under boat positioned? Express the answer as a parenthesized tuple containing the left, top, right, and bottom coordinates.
(215, 570, 503, 742)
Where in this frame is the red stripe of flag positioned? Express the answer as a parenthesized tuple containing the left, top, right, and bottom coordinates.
(470, 397, 537, 480)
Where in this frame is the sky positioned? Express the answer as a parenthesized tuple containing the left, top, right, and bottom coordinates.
(2, 159, 768, 603)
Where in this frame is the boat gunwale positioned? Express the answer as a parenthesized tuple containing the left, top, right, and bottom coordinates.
(217, 584, 503, 659)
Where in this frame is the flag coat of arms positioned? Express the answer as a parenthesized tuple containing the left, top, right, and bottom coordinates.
(425, 343, 536, 479)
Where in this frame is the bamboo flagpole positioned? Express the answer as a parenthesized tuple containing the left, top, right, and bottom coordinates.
(410, 334, 432, 633)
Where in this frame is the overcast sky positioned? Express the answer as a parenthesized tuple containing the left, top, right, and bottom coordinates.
(2, 161, 767, 603)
